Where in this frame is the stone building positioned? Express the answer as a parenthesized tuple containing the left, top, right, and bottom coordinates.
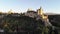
(24, 7, 48, 19)
(25, 9, 38, 18)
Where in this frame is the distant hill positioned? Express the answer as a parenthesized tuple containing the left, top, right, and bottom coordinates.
(45, 13, 60, 15)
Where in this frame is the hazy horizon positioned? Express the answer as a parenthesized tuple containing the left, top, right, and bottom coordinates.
(0, 0, 60, 14)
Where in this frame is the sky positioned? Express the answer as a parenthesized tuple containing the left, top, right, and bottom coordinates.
(0, 0, 60, 14)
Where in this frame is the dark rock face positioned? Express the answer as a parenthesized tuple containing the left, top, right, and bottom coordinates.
(1, 14, 43, 33)
(48, 15, 60, 27)
(0, 13, 60, 34)
(48, 15, 60, 34)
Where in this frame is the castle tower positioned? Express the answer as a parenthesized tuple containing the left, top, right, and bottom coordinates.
(37, 7, 48, 19)
(37, 7, 44, 16)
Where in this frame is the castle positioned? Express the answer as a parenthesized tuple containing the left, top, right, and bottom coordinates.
(0, 7, 51, 27)
(24, 7, 48, 20)
(24, 7, 52, 27)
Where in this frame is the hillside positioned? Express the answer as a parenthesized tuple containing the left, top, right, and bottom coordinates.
(0, 13, 60, 34)
(1, 14, 44, 34)
(48, 15, 60, 27)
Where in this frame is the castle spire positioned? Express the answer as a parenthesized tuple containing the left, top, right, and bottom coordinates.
(37, 6, 44, 16)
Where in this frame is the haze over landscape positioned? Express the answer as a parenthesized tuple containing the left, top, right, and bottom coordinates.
(0, 0, 60, 14)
